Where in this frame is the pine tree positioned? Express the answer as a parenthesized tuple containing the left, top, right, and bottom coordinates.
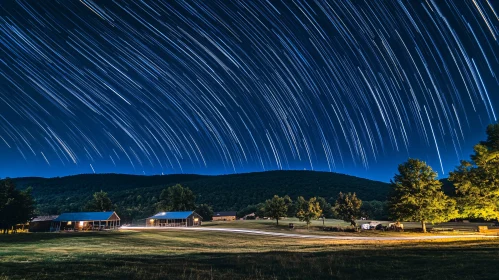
(450, 123, 499, 220)
(390, 158, 457, 233)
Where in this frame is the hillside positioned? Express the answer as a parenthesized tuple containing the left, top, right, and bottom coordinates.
(13, 170, 390, 221)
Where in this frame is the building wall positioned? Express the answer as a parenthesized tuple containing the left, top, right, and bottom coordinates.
(187, 216, 201, 226)
(150, 216, 201, 227)
(212, 215, 236, 221)
(29, 221, 53, 232)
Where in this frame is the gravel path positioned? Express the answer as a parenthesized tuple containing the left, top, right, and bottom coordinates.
(121, 226, 497, 240)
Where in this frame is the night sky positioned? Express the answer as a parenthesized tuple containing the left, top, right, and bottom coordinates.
(0, 0, 498, 182)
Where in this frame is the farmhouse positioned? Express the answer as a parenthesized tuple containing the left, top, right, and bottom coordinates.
(213, 211, 237, 221)
(53, 211, 121, 231)
(147, 211, 202, 227)
(29, 215, 59, 232)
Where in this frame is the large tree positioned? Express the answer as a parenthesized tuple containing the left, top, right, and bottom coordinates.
(85, 191, 113, 212)
(333, 192, 362, 227)
(390, 158, 457, 233)
(0, 179, 36, 234)
(292, 196, 307, 217)
(157, 184, 196, 211)
(296, 197, 322, 229)
(264, 195, 288, 225)
(450, 123, 499, 220)
(195, 204, 213, 221)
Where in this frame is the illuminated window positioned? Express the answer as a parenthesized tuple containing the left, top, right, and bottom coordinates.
(79, 221, 84, 227)
(194, 218, 199, 222)
(150, 219, 155, 223)
(67, 221, 72, 225)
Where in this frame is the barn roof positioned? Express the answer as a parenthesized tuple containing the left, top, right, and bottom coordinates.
(214, 211, 237, 217)
(31, 215, 59, 222)
(54, 211, 119, 222)
(149, 211, 194, 219)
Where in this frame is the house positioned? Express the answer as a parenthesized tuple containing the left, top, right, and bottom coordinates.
(212, 211, 237, 221)
(29, 215, 59, 232)
(53, 211, 121, 231)
(147, 211, 202, 227)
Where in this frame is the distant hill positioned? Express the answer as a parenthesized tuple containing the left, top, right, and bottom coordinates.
(12, 170, 390, 221)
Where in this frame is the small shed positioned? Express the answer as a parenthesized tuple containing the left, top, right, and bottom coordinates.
(147, 211, 202, 227)
(29, 215, 59, 232)
(53, 211, 120, 231)
(243, 212, 256, 220)
(213, 211, 237, 221)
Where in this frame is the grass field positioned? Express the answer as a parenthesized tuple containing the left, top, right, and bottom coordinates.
(201, 218, 495, 236)
(1, 228, 499, 279)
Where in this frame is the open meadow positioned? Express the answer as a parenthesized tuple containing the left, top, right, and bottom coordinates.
(1, 228, 499, 280)
(201, 218, 498, 236)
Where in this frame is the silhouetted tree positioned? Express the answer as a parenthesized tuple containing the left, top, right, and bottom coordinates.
(0, 179, 35, 234)
(195, 204, 213, 221)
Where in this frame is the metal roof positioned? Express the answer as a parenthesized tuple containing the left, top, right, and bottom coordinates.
(149, 211, 194, 219)
(31, 215, 59, 222)
(53, 212, 118, 221)
(214, 211, 237, 217)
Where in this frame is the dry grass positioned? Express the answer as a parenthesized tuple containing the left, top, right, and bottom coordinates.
(1, 230, 499, 279)
(202, 218, 491, 237)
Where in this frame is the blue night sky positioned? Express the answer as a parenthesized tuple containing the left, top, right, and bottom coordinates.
(0, 0, 498, 182)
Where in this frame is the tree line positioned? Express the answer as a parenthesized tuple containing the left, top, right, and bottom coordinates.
(14, 170, 390, 221)
(0, 179, 35, 233)
(262, 192, 364, 229)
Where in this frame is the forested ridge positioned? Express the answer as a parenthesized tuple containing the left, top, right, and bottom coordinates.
(12, 170, 390, 221)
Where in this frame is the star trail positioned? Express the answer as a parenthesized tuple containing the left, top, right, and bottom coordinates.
(0, 0, 498, 181)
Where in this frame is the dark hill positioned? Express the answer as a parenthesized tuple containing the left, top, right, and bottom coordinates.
(13, 170, 390, 221)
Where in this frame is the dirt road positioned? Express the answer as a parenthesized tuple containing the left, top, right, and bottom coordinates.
(121, 226, 496, 240)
